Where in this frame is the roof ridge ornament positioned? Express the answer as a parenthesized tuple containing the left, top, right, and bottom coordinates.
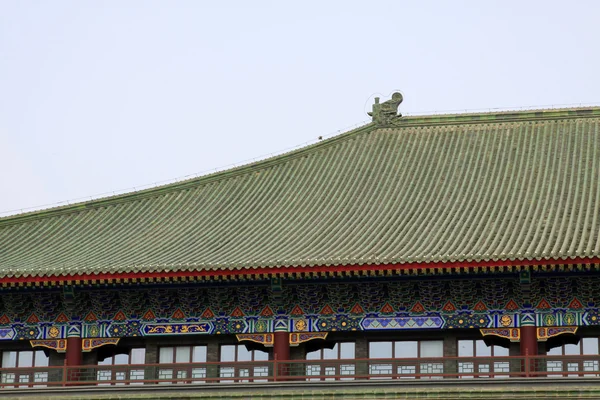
(369, 92, 403, 125)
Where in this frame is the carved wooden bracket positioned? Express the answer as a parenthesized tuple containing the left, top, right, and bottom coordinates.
(290, 332, 328, 346)
(236, 333, 274, 347)
(480, 328, 520, 342)
(30, 339, 67, 353)
(537, 327, 578, 341)
(82, 338, 120, 352)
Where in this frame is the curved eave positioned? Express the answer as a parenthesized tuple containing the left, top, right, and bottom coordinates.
(2, 257, 599, 288)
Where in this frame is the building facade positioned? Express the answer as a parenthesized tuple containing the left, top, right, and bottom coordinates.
(1, 95, 600, 390)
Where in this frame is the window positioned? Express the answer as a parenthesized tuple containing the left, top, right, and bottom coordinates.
(368, 340, 443, 378)
(1, 350, 49, 387)
(547, 338, 599, 376)
(97, 348, 145, 385)
(306, 342, 355, 380)
(458, 340, 509, 378)
(158, 345, 207, 383)
(219, 344, 268, 382)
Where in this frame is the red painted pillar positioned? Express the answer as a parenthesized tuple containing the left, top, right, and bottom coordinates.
(274, 332, 290, 361)
(520, 326, 537, 357)
(66, 337, 82, 366)
(520, 314, 537, 377)
(273, 331, 290, 378)
(66, 336, 82, 383)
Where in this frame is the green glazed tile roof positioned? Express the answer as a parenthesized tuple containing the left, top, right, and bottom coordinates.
(1, 108, 600, 279)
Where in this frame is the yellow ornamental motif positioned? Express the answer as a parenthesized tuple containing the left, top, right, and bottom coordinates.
(89, 325, 100, 337)
(295, 319, 307, 331)
(255, 321, 267, 333)
(500, 315, 512, 327)
(48, 326, 60, 338)
(564, 313, 575, 325)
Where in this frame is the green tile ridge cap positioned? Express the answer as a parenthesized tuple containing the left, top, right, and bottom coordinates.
(0, 122, 376, 226)
(393, 106, 600, 127)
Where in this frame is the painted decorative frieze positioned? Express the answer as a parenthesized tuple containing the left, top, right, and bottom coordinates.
(0, 276, 597, 340)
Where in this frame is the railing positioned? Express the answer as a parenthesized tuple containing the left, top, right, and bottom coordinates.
(2, 355, 600, 388)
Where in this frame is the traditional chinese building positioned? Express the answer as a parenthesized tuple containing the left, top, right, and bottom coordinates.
(1, 94, 600, 393)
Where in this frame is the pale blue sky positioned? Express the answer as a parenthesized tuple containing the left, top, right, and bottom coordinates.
(1, 1, 599, 215)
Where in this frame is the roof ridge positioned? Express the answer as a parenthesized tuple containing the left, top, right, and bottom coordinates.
(404, 104, 600, 117)
(394, 106, 600, 126)
(0, 121, 376, 226)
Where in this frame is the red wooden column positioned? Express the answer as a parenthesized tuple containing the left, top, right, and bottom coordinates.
(274, 332, 290, 360)
(66, 337, 82, 366)
(273, 319, 290, 378)
(519, 314, 537, 376)
(65, 326, 83, 383)
(520, 327, 537, 356)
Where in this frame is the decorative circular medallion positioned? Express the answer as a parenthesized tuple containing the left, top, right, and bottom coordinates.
(564, 313, 575, 325)
(295, 319, 307, 331)
(255, 320, 267, 333)
(89, 325, 100, 337)
(48, 326, 60, 338)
